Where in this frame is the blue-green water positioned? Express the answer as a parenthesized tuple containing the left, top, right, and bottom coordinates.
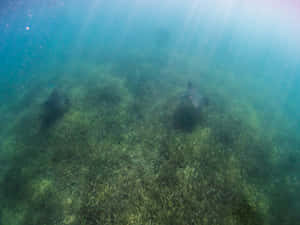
(1, 1, 300, 225)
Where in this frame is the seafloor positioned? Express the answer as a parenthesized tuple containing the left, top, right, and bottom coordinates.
(0, 52, 299, 225)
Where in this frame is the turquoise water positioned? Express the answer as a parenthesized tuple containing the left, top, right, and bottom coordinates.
(1, 1, 300, 225)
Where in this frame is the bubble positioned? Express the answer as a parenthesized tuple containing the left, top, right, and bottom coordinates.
(26, 26, 30, 30)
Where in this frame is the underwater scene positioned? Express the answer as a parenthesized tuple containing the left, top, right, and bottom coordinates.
(1, 0, 300, 224)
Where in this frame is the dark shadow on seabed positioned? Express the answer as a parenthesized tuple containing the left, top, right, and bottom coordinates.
(0, 52, 299, 225)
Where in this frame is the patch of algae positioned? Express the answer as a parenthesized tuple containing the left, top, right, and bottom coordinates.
(31, 178, 53, 200)
(0, 60, 284, 225)
(1, 207, 27, 225)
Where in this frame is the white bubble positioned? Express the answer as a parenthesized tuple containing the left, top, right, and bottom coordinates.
(26, 26, 30, 30)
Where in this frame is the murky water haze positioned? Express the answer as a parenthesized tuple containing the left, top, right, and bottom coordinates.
(0, 1, 300, 224)
(2, 0, 299, 131)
